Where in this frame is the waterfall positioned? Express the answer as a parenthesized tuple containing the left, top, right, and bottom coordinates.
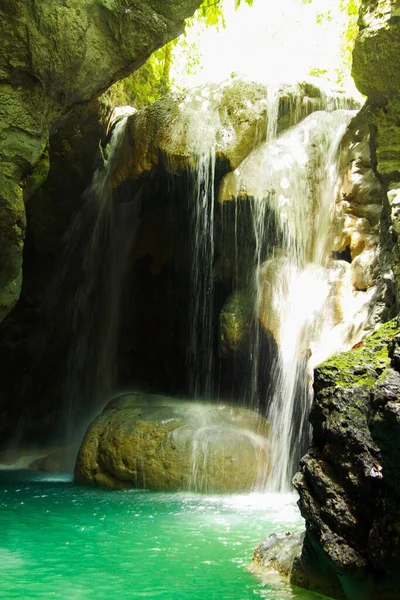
(55, 115, 139, 439)
(187, 150, 217, 397)
(245, 109, 357, 491)
(248, 85, 282, 408)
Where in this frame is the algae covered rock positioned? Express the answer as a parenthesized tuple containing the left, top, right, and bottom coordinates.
(75, 392, 270, 492)
(352, 1, 400, 303)
(352, 0, 400, 103)
(219, 290, 253, 354)
(291, 319, 400, 600)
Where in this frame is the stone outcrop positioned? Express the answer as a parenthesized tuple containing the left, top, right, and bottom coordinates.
(0, 0, 203, 322)
(291, 319, 400, 599)
(74, 392, 270, 492)
(352, 0, 400, 299)
(0, 74, 384, 446)
(218, 107, 384, 354)
(29, 445, 77, 473)
(219, 290, 253, 354)
(109, 78, 358, 183)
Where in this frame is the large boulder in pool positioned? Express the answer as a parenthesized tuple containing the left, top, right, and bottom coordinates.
(74, 392, 270, 492)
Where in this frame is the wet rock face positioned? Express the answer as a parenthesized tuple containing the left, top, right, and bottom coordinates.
(0, 0, 202, 322)
(75, 392, 270, 493)
(110, 78, 358, 183)
(1, 77, 382, 447)
(292, 320, 400, 600)
(289, 9, 400, 596)
(352, 0, 400, 105)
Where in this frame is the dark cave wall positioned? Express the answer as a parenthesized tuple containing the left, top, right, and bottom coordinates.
(0, 0, 203, 324)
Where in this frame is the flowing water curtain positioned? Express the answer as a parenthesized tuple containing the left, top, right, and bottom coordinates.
(58, 117, 139, 439)
(187, 148, 217, 398)
(249, 84, 282, 409)
(260, 110, 356, 491)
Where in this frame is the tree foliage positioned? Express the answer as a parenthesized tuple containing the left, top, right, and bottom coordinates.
(194, 0, 253, 29)
(104, 0, 361, 109)
(298, 0, 361, 84)
(103, 0, 254, 108)
(338, 0, 361, 82)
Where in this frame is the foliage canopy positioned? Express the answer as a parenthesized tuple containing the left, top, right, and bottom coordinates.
(104, 0, 361, 110)
(104, 0, 253, 108)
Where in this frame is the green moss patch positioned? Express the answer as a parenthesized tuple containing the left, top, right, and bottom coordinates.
(316, 320, 400, 390)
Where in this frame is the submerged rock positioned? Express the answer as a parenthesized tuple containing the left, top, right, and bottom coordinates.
(29, 446, 77, 473)
(290, 319, 400, 600)
(252, 531, 305, 577)
(75, 392, 270, 492)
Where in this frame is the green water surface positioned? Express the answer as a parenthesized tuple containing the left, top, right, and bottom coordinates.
(0, 471, 329, 600)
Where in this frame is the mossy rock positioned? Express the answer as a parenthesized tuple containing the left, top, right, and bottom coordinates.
(315, 319, 400, 391)
(112, 78, 359, 182)
(75, 392, 271, 492)
(291, 318, 400, 600)
(219, 290, 254, 354)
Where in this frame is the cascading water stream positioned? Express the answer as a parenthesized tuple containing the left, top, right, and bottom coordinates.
(183, 84, 364, 491)
(245, 109, 357, 491)
(246, 86, 282, 409)
(53, 116, 139, 440)
(188, 149, 217, 397)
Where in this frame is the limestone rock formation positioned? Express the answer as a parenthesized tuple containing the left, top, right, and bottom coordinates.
(218, 108, 358, 204)
(218, 108, 383, 356)
(352, 0, 400, 298)
(75, 392, 270, 492)
(274, 7, 400, 598)
(109, 78, 358, 183)
(0, 0, 203, 322)
(290, 319, 400, 600)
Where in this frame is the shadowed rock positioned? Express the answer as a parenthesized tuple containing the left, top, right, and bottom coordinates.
(289, 320, 400, 599)
(0, 0, 203, 322)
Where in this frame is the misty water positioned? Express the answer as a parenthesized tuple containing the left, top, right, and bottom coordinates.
(0, 471, 332, 600)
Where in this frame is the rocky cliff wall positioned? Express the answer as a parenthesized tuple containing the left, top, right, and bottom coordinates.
(352, 0, 400, 301)
(0, 0, 202, 322)
(293, 320, 400, 600)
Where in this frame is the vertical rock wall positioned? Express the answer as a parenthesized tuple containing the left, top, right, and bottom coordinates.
(0, 0, 202, 322)
(352, 0, 400, 304)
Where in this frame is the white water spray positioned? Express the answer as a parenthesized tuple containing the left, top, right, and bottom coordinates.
(59, 116, 139, 439)
(227, 104, 373, 491)
(250, 110, 363, 491)
(188, 149, 217, 397)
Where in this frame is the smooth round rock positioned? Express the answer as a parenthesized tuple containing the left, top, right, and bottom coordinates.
(75, 392, 270, 493)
